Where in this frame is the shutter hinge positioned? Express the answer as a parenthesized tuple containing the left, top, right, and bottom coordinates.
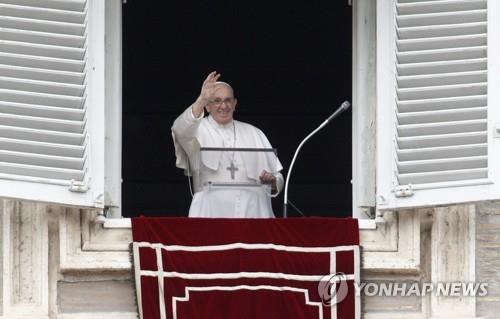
(394, 184, 414, 198)
(495, 123, 500, 137)
(69, 179, 89, 193)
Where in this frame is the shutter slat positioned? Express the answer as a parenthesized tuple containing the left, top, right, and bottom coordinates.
(399, 0, 467, 2)
(0, 137, 85, 158)
(397, 34, 486, 51)
(397, 95, 486, 112)
(0, 16, 85, 36)
(397, 132, 487, 149)
(398, 155, 487, 174)
(0, 101, 84, 121)
(398, 107, 486, 124)
(397, 143, 487, 161)
(398, 22, 487, 39)
(0, 125, 84, 145)
(0, 161, 84, 181)
(0, 76, 84, 96)
(0, 40, 86, 60)
(397, 47, 486, 64)
(398, 71, 486, 88)
(0, 149, 84, 169)
(397, 0, 486, 15)
(0, 3, 85, 24)
(0, 52, 85, 72)
(0, 89, 84, 108)
(397, 82, 486, 100)
(0, 0, 86, 12)
(0, 113, 84, 133)
(398, 119, 486, 137)
(0, 28, 85, 48)
(396, 10, 486, 28)
(398, 168, 487, 185)
(397, 58, 486, 76)
(0, 64, 84, 85)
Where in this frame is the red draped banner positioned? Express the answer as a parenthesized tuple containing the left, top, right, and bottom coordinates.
(132, 217, 360, 319)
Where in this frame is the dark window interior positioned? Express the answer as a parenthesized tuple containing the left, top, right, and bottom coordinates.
(122, 1, 352, 217)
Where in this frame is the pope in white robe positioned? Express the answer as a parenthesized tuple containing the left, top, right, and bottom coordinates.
(172, 71, 284, 218)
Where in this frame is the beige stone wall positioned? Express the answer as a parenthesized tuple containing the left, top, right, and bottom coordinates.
(476, 202, 500, 318)
(0, 200, 136, 319)
(58, 281, 136, 313)
(361, 206, 485, 318)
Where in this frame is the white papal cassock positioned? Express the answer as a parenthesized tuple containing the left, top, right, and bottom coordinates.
(172, 105, 284, 218)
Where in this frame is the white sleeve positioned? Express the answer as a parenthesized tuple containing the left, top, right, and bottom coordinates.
(172, 105, 204, 141)
(171, 105, 204, 171)
(272, 172, 284, 197)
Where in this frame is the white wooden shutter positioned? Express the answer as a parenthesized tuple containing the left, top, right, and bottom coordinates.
(376, 0, 500, 210)
(0, 0, 105, 207)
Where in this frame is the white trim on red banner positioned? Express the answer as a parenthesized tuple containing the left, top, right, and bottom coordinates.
(134, 242, 358, 253)
(172, 285, 324, 319)
(140, 270, 356, 281)
(133, 243, 144, 319)
(330, 251, 337, 319)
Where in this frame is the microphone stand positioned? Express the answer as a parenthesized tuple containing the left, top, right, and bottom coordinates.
(283, 101, 351, 218)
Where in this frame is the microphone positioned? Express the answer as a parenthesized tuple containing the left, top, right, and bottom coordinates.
(283, 100, 351, 218)
(325, 100, 351, 124)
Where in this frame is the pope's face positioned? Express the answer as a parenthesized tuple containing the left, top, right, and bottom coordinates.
(206, 84, 237, 125)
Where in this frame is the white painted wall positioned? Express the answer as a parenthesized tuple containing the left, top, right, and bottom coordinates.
(352, 0, 377, 219)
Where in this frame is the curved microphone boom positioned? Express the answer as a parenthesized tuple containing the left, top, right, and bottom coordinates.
(283, 100, 351, 218)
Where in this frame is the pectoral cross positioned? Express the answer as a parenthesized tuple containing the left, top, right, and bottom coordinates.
(226, 161, 239, 180)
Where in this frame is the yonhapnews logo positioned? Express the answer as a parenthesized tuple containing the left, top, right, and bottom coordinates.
(318, 272, 350, 306)
(318, 274, 488, 306)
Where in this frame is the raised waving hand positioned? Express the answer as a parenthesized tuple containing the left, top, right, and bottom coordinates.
(192, 71, 221, 117)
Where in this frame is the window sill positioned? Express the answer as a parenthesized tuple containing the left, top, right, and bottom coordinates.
(102, 217, 378, 230)
(358, 218, 377, 229)
(103, 217, 131, 228)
